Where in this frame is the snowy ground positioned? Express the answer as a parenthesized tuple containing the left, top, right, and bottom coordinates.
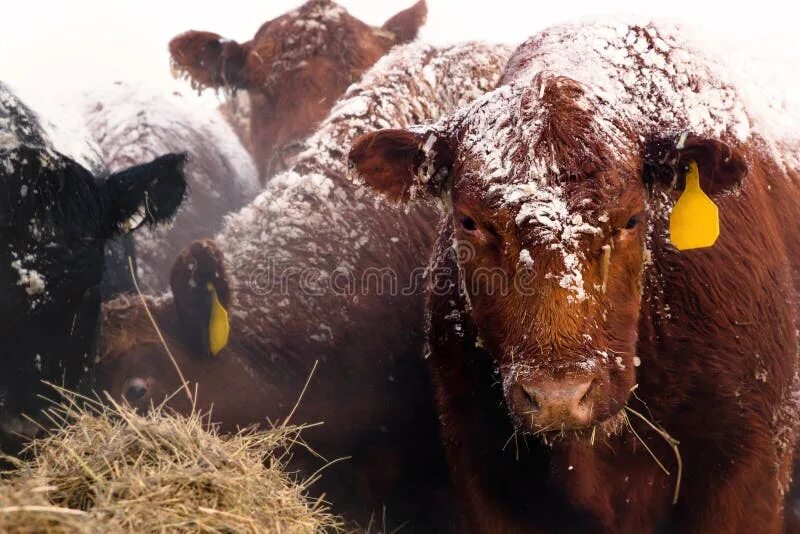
(1, 0, 798, 120)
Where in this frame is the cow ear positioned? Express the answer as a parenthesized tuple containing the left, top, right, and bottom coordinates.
(673, 133, 748, 195)
(645, 132, 748, 196)
(381, 0, 427, 44)
(169, 31, 250, 89)
(170, 240, 232, 358)
(101, 153, 187, 237)
(348, 128, 452, 203)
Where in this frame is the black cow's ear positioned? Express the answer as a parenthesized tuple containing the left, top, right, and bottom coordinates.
(644, 132, 748, 196)
(100, 153, 187, 237)
(170, 240, 231, 358)
(348, 128, 452, 203)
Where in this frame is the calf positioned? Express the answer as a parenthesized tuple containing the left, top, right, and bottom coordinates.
(0, 82, 187, 452)
(350, 20, 800, 532)
(169, 0, 427, 180)
(98, 42, 510, 529)
(82, 83, 259, 292)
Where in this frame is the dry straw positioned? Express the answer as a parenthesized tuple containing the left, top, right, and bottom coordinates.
(0, 388, 340, 533)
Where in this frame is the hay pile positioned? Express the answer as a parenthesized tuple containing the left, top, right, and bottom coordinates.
(0, 392, 339, 533)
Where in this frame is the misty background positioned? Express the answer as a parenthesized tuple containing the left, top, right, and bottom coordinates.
(2, 0, 798, 111)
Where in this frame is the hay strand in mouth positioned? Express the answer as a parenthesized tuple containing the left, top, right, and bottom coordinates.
(624, 405, 683, 505)
(622, 411, 670, 476)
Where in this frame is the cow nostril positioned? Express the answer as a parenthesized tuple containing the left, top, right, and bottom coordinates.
(124, 378, 149, 402)
(520, 384, 540, 412)
(517, 378, 597, 429)
(578, 379, 596, 406)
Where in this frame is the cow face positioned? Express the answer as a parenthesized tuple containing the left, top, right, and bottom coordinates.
(98, 240, 232, 414)
(349, 75, 747, 440)
(0, 88, 187, 450)
(169, 0, 427, 179)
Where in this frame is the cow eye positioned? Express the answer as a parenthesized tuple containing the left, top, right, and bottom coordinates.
(624, 215, 638, 230)
(460, 216, 478, 232)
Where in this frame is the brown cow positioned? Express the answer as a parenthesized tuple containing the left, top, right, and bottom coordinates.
(81, 83, 259, 292)
(350, 20, 800, 533)
(98, 41, 510, 529)
(169, 0, 427, 181)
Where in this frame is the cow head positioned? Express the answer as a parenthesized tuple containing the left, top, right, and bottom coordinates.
(349, 74, 747, 440)
(98, 239, 233, 414)
(0, 87, 187, 451)
(169, 0, 427, 179)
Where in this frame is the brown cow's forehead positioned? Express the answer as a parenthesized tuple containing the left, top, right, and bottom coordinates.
(437, 20, 754, 309)
(249, 0, 367, 83)
(442, 17, 757, 218)
(443, 77, 641, 303)
(258, 0, 348, 42)
(450, 82, 628, 195)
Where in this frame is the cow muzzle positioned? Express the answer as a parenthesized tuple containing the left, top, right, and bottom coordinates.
(510, 376, 598, 431)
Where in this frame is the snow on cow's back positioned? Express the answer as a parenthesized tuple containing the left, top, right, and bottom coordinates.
(217, 41, 511, 339)
(1, 81, 105, 175)
(507, 19, 800, 152)
(684, 24, 800, 149)
(0, 81, 107, 310)
(81, 83, 259, 292)
(298, 40, 513, 177)
(504, 19, 752, 143)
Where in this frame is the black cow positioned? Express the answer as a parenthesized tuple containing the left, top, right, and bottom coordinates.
(0, 82, 187, 452)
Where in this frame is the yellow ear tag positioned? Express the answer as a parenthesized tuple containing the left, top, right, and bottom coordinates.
(669, 161, 719, 251)
(207, 283, 230, 356)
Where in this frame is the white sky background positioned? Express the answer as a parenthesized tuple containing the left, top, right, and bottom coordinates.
(1, 0, 799, 109)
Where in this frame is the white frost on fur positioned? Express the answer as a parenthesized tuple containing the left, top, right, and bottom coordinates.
(37, 105, 106, 173)
(425, 19, 792, 303)
(519, 249, 534, 269)
(218, 41, 511, 345)
(11, 255, 46, 297)
(1, 82, 105, 174)
(80, 83, 259, 292)
(327, 96, 369, 121)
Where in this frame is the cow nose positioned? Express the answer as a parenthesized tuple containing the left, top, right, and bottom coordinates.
(123, 378, 149, 403)
(514, 378, 596, 429)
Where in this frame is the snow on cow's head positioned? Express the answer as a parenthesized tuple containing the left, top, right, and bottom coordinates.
(169, 0, 427, 178)
(0, 83, 187, 451)
(349, 66, 747, 441)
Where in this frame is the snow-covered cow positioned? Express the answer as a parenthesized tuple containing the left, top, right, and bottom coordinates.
(98, 42, 510, 529)
(349, 20, 800, 532)
(0, 82, 186, 452)
(82, 84, 259, 292)
(169, 0, 427, 181)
